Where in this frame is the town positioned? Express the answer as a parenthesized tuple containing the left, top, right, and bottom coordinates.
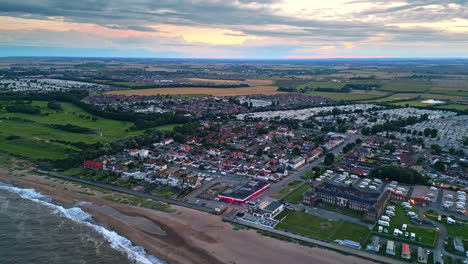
(1, 58, 467, 264)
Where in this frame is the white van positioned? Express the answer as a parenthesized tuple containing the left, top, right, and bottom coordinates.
(430, 187, 437, 191)
(410, 233, 415, 240)
(402, 224, 407, 231)
(447, 217, 456, 224)
(378, 226, 383, 233)
(378, 220, 390, 227)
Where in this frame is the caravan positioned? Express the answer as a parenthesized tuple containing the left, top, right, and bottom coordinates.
(386, 210, 395, 217)
(381, 216, 391, 222)
(378, 220, 390, 227)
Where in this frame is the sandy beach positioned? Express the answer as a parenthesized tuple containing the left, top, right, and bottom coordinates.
(0, 165, 374, 264)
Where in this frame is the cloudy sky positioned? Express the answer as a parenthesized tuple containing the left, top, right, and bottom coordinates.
(1, 0, 467, 58)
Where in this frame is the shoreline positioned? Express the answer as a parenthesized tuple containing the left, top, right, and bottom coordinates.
(0, 167, 375, 264)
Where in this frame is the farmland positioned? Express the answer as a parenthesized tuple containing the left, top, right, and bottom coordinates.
(304, 91, 386, 101)
(106, 85, 283, 96)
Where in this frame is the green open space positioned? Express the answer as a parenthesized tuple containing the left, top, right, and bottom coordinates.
(0, 100, 177, 160)
(425, 211, 468, 240)
(391, 100, 435, 107)
(372, 204, 438, 248)
(379, 83, 432, 93)
(329, 221, 371, 245)
(270, 181, 303, 199)
(276, 210, 370, 243)
(283, 184, 311, 203)
(304, 91, 385, 101)
(435, 104, 468, 111)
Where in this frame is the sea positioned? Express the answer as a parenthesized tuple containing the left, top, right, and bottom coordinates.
(0, 182, 165, 264)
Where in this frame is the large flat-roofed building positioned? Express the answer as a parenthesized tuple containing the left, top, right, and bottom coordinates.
(302, 179, 391, 222)
(252, 201, 284, 219)
(218, 181, 270, 203)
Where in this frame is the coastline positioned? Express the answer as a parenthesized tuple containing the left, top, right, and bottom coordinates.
(0, 167, 375, 264)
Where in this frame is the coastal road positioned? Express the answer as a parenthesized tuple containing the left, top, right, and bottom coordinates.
(227, 217, 405, 264)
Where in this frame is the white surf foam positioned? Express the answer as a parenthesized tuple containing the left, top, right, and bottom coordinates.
(0, 182, 165, 264)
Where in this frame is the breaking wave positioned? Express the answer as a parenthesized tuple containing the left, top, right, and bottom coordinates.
(0, 182, 165, 264)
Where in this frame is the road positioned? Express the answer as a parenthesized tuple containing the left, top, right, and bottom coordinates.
(258, 133, 364, 200)
(225, 216, 406, 264)
(416, 205, 468, 263)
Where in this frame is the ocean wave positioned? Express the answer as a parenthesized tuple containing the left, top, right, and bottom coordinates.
(0, 182, 165, 264)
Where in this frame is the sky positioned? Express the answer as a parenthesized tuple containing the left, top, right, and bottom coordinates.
(0, 0, 468, 58)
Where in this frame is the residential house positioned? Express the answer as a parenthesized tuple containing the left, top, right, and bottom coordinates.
(366, 236, 380, 252)
(401, 243, 411, 260)
(417, 247, 427, 264)
(83, 160, 103, 170)
(386, 240, 395, 255)
(454, 237, 465, 253)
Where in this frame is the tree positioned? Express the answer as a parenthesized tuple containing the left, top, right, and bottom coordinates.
(368, 165, 429, 185)
(384, 143, 397, 153)
(433, 160, 446, 171)
(430, 129, 438, 138)
(424, 128, 432, 137)
(430, 144, 442, 155)
(292, 147, 301, 156)
(324, 153, 335, 166)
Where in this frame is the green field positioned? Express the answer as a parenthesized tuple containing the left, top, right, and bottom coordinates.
(436, 104, 468, 111)
(391, 100, 435, 107)
(275, 79, 311, 88)
(380, 83, 432, 93)
(298, 81, 345, 90)
(270, 181, 303, 199)
(276, 210, 370, 243)
(305, 91, 385, 101)
(330, 221, 371, 244)
(93, 79, 148, 87)
(283, 184, 311, 203)
(428, 90, 468, 97)
(0, 101, 176, 160)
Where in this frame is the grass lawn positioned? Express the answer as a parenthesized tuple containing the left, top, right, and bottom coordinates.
(425, 212, 468, 240)
(340, 208, 364, 219)
(276, 210, 370, 243)
(283, 184, 311, 203)
(270, 181, 303, 199)
(275, 210, 342, 240)
(155, 187, 176, 198)
(329, 221, 371, 245)
(274, 208, 292, 220)
(372, 204, 438, 248)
